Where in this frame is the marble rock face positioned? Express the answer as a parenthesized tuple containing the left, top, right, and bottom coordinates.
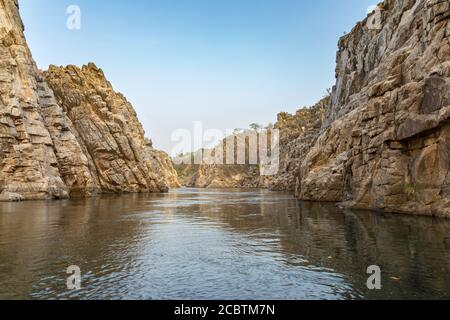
(0, 0, 178, 201)
(177, 0, 450, 217)
(43, 64, 181, 194)
(296, 0, 450, 217)
(265, 97, 329, 192)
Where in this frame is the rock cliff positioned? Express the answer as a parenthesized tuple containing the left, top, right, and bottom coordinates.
(174, 98, 328, 191)
(173, 0, 450, 218)
(0, 0, 178, 201)
(174, 131, 263, 188)
(43, 64, 180, 193)
(3, 0, 449, 217)
(297, 0, 450, 217)
(176, 163, 261, 188)
(266, 97, 329, 191)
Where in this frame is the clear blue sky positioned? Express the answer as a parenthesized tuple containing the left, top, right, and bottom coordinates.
(20, 0, 375, 153)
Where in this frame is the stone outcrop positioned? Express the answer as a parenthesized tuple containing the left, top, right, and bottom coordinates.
(173, 99, 328, 191)
(173, 0, 450, 218)
(297, 0, 450, 217)
(0, 0, 178, 201)
(3, 0, 449, 218)
(176, 163, 261, 188)
(265, 97, 328, 191)
(0, 0, 70, 201)
(43, 64, 180, 193)
(147, 148, 180, 189)
(174, 131, 263, 188)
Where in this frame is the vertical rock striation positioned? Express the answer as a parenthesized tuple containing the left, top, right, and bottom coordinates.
(43, 64, 180, 193)
(174, 131, 262, 188)
(297, 0, 450, 217)
(172, 0, 450, 218)
(0, 0, 178, 201)
(0, 0, 72, 200)
(266, 97, 328, 191)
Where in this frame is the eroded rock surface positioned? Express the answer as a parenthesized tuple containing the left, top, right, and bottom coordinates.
(0, 0, 72, 200)
(176, 164, 261, 188)
(173, 0, 450, 217)
(297, 0, 450, 217)
(43, 64, 180, 193)
(174, 131, 263, 188)
(0, 0, 178, 201)
(266, 97, 328, 191)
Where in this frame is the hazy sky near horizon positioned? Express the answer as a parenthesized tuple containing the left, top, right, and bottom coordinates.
(20, 0, 375, 153)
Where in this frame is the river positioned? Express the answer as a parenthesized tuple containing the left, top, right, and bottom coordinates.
(0, 188, 449, 300)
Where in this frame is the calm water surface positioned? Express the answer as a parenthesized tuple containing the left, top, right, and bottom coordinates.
(0, 188, 449, 300)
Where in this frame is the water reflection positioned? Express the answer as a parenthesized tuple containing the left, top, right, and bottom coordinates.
(0, 189, 449, 299)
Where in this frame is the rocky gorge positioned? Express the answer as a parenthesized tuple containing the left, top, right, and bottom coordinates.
(0, 0, 179, 201)
(297, 0, 450, 217)
(176, 0, 450, 218)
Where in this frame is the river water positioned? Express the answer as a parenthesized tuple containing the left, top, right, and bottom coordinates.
(0, 188, 449, 300)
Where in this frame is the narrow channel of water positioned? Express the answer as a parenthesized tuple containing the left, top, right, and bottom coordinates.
(0, 188, 449, 299)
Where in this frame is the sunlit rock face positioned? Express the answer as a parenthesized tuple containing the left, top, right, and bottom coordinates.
(175, 0, 450, 217)
(0, 0, 178, 201)
(43, 63, 180, 194)
(297, 0, 450, 217)
(265, 97, 329, 192)
(0, 0, 73, 201)
(176, 163, 261, 189)
(174, 131, 264, 189)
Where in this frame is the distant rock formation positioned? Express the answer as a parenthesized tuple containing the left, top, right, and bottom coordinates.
(174, 0, 450, 218)
(174, 98, 328, 191)
(0, 0, 178, 201)
(174, 130, 263, 188)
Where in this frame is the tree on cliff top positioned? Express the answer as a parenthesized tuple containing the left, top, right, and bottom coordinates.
(249, 123, 262, 131)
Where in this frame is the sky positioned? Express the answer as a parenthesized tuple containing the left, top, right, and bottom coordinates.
(20, 0, 375, 154)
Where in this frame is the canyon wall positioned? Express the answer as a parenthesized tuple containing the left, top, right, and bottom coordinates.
(0, 0, 178, 201)
(267, 97, 328, 191)
(43, 64, 180, 193)
(2, 0, 449, 217)
(174, 0, 450, 218)
(174, 98, 328, 191)
(176, 163, 260, 188)
(174, 131, 262, 188)
(297, 0, 450, 217)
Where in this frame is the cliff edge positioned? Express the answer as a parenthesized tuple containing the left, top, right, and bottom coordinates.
(297, 0, 450, 217)
(0, 0, 178, 201)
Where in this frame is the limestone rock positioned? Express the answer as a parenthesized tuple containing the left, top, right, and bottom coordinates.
(0, 0, 70, 200)
(146, 148, 181, 188)
(297, 0, 450, 217)
(176, 164, 260, 188)
(265, 97, 328, 191)
(43, 63, 180, 193)
(173, 0, 450, 218)
(174, 130, 265, 188)
(0, 0, 178, 201)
